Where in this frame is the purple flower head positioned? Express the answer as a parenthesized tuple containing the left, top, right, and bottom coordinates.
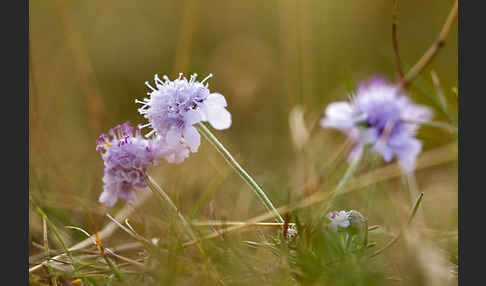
(136, 73, 231, 163)
(320, 77, 432, 172)
(96, 122, 158, 206)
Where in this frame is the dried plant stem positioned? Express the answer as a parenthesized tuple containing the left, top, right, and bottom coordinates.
(195, 122, 284, 223)
(35, 206, 82, 280)
(53, 0, 106, 135)
(392, 0, 404, 81)
(402, 0, 458, 87)
(173, 0, 200, 74)
(182, 143, 455, 247)
(192, 221, 295, 227)
(29, 190, 153, 273)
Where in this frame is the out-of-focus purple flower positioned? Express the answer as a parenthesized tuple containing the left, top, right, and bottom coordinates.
(96, 122, 158, 206)
(326, 210, 367, 233)
(320, 76, 432, 172)
(326, 210, 351, 232)
(136, 73, 231, 162)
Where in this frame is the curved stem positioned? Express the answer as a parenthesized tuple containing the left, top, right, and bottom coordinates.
(195, 122, 284, 223)
(402, 0, 458, 87)
(392, 0, 404, 81)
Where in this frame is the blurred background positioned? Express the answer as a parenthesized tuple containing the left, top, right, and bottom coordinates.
(29, 0, 457, 285)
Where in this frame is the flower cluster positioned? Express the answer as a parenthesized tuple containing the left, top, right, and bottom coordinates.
(96, 122, 159, 206)
(320, 76, 432, 172)
(136, 73, 231, 162)
(96, 73, 232, 206)
(326, 210, 366, 232)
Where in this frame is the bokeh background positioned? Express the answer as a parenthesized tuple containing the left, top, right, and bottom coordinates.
(29, 0, 457, 285)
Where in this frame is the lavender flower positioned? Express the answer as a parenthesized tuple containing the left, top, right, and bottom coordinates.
(326, 210, 351, 232)
(96, 122, 158, 206)
(320, 76, 432, 171)
(326, 210, 367, 232)
(136, 73, 231, 163)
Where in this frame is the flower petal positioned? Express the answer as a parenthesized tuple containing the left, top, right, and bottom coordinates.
(118, 189, 137, 203)
(184, 109, 203, 126)
(320, 102, 355, 130)
(204, 106, 232, 130)
(206, 93, 227, 107)
(166, 127, 182, 146)
(99, 190, 118, 206)
(389, 135, 422, 172)
(183, 126, 201, 152)
(339, 220, 350, 228)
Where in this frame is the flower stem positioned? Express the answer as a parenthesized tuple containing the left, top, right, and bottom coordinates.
(145, 175, 226, 283)
(331, 147, 365, 199)
(195, 122, 284, 223)
(322, 146, 366, 215)
(145, 175, 197, 240)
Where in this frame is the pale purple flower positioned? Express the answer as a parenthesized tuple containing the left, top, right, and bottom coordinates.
(320, 76, 432, 172)
(326, 210, 351, 232)
(136, 73, 231, 163)
(326, 210, 367, 232)
(96, 122, 158, 206)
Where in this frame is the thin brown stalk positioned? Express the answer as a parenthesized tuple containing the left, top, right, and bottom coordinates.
(392, 0, 404, 81)
(183, 143, 456, 247)
(52, 0, 106, 135)
(402, 0, 458, 87)
(173, 0, 200, 74)
(192, 220, 295, 227)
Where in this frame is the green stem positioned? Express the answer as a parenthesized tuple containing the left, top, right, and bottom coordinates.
(326, 146, 366, 211)
(145, 175, 224, 280)
(42, 218, 58, 286)
(195, 122, 284, 223)
(145, 175, 197, 240)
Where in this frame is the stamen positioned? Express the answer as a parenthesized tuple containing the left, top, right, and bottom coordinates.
(201, 73, 213, 84)
(145, 81, 156, 92)
(154, 74, 165, 86)
(190, 73, 197, 83)
(139, 123, 151, 129)
(144, 129, 156, 138)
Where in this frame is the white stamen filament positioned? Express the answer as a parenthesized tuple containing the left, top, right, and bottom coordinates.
(145, 81, 156, 92)
(201, 73, 213, 84)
